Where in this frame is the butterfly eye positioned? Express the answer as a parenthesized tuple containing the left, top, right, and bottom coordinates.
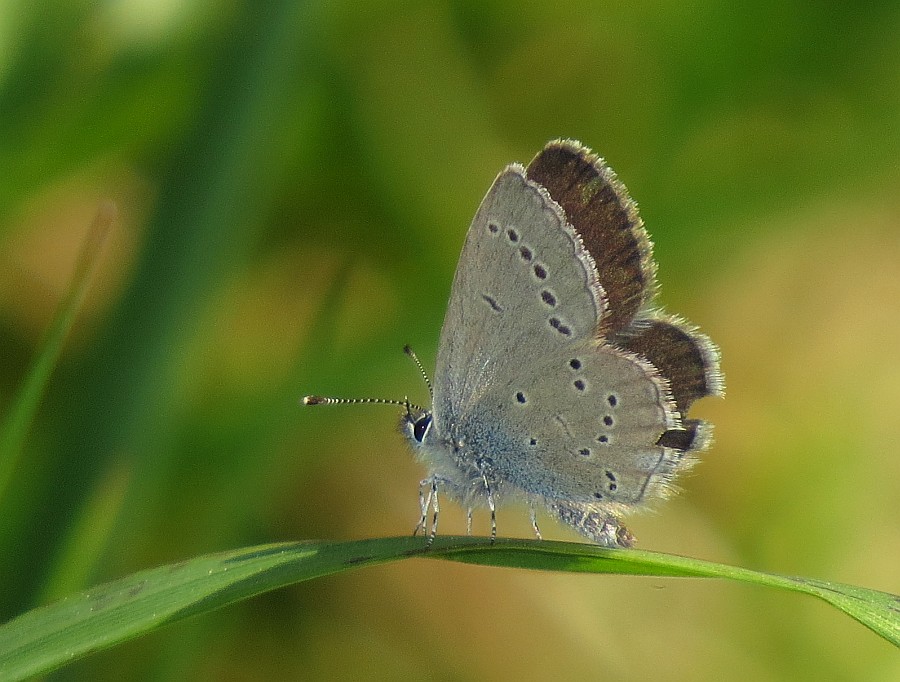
(413, 414, 432, 443)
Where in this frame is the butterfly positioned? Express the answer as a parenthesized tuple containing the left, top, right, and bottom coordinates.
(305, 139, 723, 547)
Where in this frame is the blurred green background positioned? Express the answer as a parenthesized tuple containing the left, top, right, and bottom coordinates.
(1, 0, 899, 679)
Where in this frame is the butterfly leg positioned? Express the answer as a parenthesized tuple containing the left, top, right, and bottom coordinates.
(529, 508, 543, 540)
(414, 478, 433, 538)
(466, 508, 473, 535)
(428, 479, 440, 546)
(481, 472, 497, 543)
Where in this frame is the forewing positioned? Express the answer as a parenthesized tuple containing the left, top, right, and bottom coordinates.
(432, 165, 607, 427)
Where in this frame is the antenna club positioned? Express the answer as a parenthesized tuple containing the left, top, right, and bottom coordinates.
(302, 395, 329, 405)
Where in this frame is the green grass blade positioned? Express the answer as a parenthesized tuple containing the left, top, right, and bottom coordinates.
(0, 537, 896, 680)
(434, 539, 900, 646)
(0, 203, 114, 501)
(36, 462, 132, 605)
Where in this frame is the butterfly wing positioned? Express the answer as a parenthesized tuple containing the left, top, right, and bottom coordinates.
(427, 140, 722, 543)
(460, 339, 680, 506)
(431, 163, 609, 429)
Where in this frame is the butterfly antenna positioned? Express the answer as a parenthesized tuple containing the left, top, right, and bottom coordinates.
(301, 395, 423, 414)
(403, 345, 433, 399)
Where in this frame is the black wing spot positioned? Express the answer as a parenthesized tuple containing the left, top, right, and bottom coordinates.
(487, 222, 499, 234)
(603, 415, 614, 426)
(607, 394, 618, 407)
(529, 437, 537, 446)
(593, 492, 604, 500)
(597, 435, 609, 444)
(519, 245, 533, 262)
(573, 379, 586, 391)
(541, 290, 557, 307)
(549, 317, 572, 336)
(507, 228, 519, 243)
(569, 358, 582, 370)
(578, 448, 591, 457)
(482, 294, 502, 312)
(515, 391, 527, 404)
(657, 429, 697, 450)
(605, 471, 618, 492)
(533, 263, 548, 280)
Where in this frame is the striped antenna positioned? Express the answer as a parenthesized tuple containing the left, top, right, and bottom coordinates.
(403, 345, 433, 399)
(302, 346, 432, 412)
(301, 395, 423, 413)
